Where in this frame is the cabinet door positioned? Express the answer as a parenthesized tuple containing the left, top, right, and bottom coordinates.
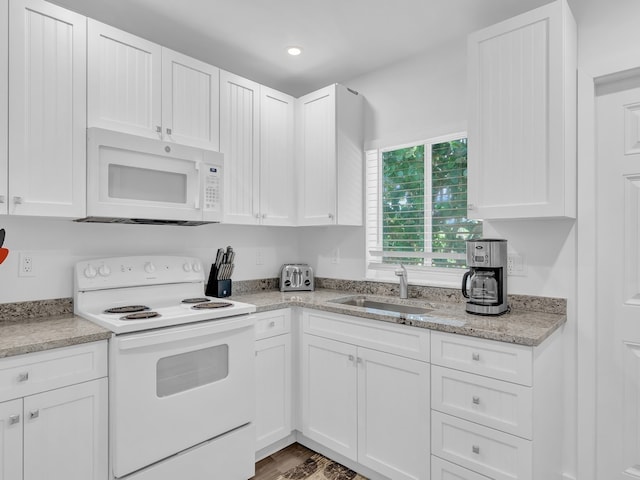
(467, 0, 576, 219)
(296, 85, 337, 226)
(162, 49, 220, 150)
(220, 70, 260, 224)
(8, 0, 86, 217)
(260, 86, 295, 226)
(301, 334, 357, 460)
(23, 378, 108, 480)
(87, 19, 162, 139)
(0, 399, 22, 480)
(357, 347, 430, 480)
(255, 333, 292, 451)
(0, 0, 7, 215)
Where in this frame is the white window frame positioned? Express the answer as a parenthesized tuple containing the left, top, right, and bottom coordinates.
(365, 131, 475, 288)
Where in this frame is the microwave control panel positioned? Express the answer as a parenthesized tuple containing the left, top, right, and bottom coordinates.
(203, 165, 222, 213)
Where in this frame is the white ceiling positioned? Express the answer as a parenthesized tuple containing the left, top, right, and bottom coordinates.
(50, 0, 562, 97)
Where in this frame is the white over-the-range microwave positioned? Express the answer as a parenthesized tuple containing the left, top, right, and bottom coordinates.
(76, 128, 223, 226)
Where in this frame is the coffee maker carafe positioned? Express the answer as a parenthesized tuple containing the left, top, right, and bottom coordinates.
(462, 239, 508, 315)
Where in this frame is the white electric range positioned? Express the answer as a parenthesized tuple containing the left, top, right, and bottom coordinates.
(74, 255, 257, 480)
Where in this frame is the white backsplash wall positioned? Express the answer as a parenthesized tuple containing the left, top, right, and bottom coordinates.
(0, 216, 299, 303)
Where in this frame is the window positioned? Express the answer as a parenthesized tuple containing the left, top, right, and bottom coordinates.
(366, 133, 482, 286)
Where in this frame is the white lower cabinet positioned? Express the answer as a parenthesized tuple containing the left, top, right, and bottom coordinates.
(0, 342, 108, 480)
(430, 330, 563, 480)
(255, 310, 293, 452)
(301, 310, 430, 480)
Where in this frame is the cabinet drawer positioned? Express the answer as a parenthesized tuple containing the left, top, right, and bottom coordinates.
(431, 331, 532, 385)
(431, 365, 533, 439)
(0, 342, 108, 402)
(255, 309, 291, 340)
(303, 309, 429, 361)
(432, 411, 532, 480)
(431, 455, 492, 480)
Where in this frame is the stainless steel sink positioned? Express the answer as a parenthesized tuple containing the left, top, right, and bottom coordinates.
(330, 296, 432, 316)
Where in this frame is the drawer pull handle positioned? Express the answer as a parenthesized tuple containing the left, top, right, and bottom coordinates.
(348, 354, 355, 362)
(9, 414, 20, 425)
(472, 445, 480, 454)
(357, 357, 363, 364)
(472, 396, 480, 405)
(269, 321, 276, 327)
(29, 410, 39, 420)
(472, 352, 480, 361)
(17, 372, 29, 382)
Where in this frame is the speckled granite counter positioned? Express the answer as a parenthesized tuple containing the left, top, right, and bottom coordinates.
(0, 299, 111, 358)
(231, 289, 565, 347)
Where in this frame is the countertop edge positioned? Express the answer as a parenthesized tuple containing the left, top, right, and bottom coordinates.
(234, 290, 566, 347)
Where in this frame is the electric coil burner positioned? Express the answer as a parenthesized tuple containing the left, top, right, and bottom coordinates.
(120, 311, 160, 320)
(104, 305, 150, 314)
(73, 256, 257, 480)
(192, 302, 233, 310)
(181, 297, 211, 304)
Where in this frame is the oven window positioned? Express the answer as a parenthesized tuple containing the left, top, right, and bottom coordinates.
(156, 345, 228, 397)
(109, 164, 187, 204)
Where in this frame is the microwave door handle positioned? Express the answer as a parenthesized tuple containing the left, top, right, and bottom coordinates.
(194, 163, 201, 209)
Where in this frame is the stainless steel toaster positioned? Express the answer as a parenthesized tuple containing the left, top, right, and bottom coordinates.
(280, 264, 314, 292)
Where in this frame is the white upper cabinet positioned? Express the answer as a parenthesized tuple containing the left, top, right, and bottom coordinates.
(0, 0, 7, 215)
(260, 86, 295, 226)
(296, 84, 364, 226)
(87, 20, 161, 139)
(88, 20, 219, 150)
(220, 70, 260, 224)
(161, 49, 220, 150)
(8, 0, 87, 217)
(467, 0, 577, 219)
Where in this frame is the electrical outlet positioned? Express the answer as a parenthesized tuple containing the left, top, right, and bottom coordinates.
(507, 254, 526, 276)
(19, 252, 35, 277)
(331, 248, 340, 264)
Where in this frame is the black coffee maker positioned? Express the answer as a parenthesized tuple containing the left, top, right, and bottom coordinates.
(462, 239, 508, 315)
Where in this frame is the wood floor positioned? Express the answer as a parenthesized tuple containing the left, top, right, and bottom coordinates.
(251, 443, 317, 480)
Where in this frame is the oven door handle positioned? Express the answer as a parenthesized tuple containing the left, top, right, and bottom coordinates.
(116, 315, 254, 350)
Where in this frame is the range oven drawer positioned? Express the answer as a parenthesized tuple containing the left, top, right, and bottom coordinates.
(110, 315, 255, 478)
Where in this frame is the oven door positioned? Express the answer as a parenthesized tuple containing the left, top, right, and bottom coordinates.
(87, 127, 223, 222)
(110, 315, 255, 478)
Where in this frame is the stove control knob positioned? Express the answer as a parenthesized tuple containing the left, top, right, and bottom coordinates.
(84, 264, 97, 279)
(98, 265, 111, 277)
(144, 262, 156, 274)
(192, 262, 202, 273)
(183, 262, 192, 272)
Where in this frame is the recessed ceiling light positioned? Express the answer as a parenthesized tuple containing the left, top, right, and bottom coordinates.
(287, 46, 302, 56)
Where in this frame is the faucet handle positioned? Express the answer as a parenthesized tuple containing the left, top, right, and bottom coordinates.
(395, 264, 407, 276)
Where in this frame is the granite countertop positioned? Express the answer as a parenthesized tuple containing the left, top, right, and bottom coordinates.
(231, 288, 566, 346)
(0, 313, 111, 359)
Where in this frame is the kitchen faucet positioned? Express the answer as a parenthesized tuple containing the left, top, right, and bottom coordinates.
(395, 264, 408, 299)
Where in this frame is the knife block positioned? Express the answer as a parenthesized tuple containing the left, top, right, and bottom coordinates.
(205, 266, 232, 298)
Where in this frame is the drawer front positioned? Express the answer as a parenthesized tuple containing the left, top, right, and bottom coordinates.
(432, 411, 532, 480)
(0, 341, 108, 402)
(431, 455, 492, 480)
(255, 309, 291, 340)
(431, 331, 532, 386)
(303, 309, 429, 361)
(431, 365, 533, 439)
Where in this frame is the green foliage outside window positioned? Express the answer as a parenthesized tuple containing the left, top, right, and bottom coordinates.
(382, 138, 482, 268)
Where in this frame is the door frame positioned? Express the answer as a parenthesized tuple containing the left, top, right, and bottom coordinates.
(576, 65, 640, 480)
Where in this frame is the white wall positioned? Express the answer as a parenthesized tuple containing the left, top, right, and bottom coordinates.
(0, 216, 300, 303)
(571, 0, 640, 77)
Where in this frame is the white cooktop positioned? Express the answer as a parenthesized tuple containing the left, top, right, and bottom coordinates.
(74, 256, 255, 334)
